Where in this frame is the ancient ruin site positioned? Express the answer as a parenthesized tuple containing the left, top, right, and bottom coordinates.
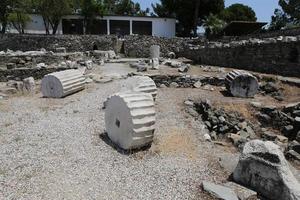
(1, 0, 300, 200)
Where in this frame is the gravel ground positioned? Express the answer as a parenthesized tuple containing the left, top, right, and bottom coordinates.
(0, 80, 229, 200)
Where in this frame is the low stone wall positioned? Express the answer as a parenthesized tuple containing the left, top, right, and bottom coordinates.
(183, 37, 300, 77)
(123, 35, 187, 58)
(0, 67, 71, 81)
(0, 34, 118, 52)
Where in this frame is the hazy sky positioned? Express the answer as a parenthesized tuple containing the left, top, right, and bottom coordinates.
(133, 0, 279, 23)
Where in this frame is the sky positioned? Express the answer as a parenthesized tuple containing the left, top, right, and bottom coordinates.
(133, 0, 279, 23)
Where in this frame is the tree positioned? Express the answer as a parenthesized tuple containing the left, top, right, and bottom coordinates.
(111, 0, 149, 16)
(269, 8, 289, 30)
(152, 0, 224, 37)
(32, 0, 73, 34)
(80, 0, 106, 34)
(0, 0, 11, 33)
(7, 0, 31, 34)
(279, 0, 300, 24)
(203, 13, 225, 38)
(220, 3, 257, 23)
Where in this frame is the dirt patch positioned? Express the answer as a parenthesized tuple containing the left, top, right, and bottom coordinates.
(151, 127, 198, 160)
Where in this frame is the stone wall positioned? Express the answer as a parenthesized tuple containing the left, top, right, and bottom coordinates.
(0, 67, 70, 82)
(0, 34, 118, 52)
(1, 34, 300, 77)
(183, 37, 300, 77)
(123, 35, 187, 58)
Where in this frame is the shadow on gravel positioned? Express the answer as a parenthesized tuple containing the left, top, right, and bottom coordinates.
(220, 90, 233, 97)
(99, 132, 152, 155)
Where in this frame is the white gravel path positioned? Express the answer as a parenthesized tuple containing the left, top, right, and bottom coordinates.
(0, 81, 227, 200)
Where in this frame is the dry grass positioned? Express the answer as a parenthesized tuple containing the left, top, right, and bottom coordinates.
(280, 83, 300, 103)
(213, 102, 256, 122)
(151, 127, 198, 160)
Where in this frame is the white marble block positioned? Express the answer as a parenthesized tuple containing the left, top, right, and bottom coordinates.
(41, 69, 85, 98)
(105, 92, 156, 150)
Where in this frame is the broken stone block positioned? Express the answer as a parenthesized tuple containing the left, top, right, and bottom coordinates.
(193, 81, 202, 88)
(41, 69, 85, 98)
(169, 82, 179, 88)
(7, 80, 24, 91)
(167, 52, 176, 59)
(233, 140, 300, 200)
(178, 65, 189, 73)
(262, 131, 277, 141)
(151, 58, 159, 70)
(85, 60, 93, 70)
(36, 63, 46, 69)
(23, 77, 35, 93)
(137, 65, 147, 72)
(202, 181, 239, 200)
(55, 47, 66, 53)
(283, 125, 295, 138)
(225, 70, 259, 98)
(276, 135, 288, 143)
(297, 131, 300, 142)
(6, 63, 16, 69)
(224, 182, 257, 200)
(104, 92, 155, 150)
(150, 45, 160, 59)
(286, 150, 300, 161)
(0, 87, 17, 95)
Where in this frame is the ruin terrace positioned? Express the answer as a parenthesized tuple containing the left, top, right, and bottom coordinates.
(0, 32, 300, 200)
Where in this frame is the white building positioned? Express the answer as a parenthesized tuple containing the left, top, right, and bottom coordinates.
(7, 14, 176, 38)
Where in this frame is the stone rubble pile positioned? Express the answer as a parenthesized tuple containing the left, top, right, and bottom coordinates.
(150, 74, 224, 88)
(260, 81, 284, 101)
(185, 98, 256, 148)
(3, 77, 36, 94)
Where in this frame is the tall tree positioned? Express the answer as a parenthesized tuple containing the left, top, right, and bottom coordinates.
(112, 0, 149, 16)
(152, 0, 224, 36)
(8, 0, 31, 34)
(80, 0, 105, 34)
(220, 3, 257, 23)
(269, 8, 289, 30)
(279, 0, 300, 24)
(32, 0, 73, 34)
(0, 0, 11, 34)
(203, 13, 225, 38)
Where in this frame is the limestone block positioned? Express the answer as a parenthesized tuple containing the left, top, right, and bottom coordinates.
(105, 92, 156, 150)
(150, 45, 160, 59)
(168, 52, 176, 59)
(55, 47, 66, 53)
(225, 70, 259, 98)
(125, 76, 157, 100)
(233, 140, 300, 200)
(92, 50, 116, 59)
(41, 69, 85, 98)
(151, 58, 159, 70)
(23, 77, 35, 93)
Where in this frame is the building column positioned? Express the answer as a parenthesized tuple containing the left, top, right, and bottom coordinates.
(130, 20, 133, 35)
(107, 19, 110, 35)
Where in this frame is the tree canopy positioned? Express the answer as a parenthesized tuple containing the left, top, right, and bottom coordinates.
(220, 3, 257, 23)
(269, 0, 300, 30)
(152, 0, 225, 36)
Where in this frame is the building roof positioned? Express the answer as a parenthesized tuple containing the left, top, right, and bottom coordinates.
(221, 21, 268, 36)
